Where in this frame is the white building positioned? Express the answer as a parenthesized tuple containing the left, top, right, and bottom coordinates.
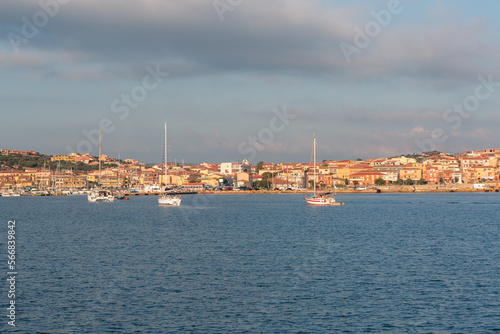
(219, 161, 251, 175)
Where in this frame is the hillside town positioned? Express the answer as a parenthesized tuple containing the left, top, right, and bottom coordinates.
(0, 148, 499, 193)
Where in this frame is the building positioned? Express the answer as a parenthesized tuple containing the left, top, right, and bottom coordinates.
(349, 171, 387, 185)
(220, 161, 251, 175)
(0, 149, 38, 156)
(463, 166, 496, 183)
(236, 172, 253, 187)
(399, 167, 423, 181)
(425, 166, 440, 184)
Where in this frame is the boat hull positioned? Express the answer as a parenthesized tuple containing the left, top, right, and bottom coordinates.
(305, 196, 344, 206)
(158, 194, 181, 206)
(88, 191, 115, 202)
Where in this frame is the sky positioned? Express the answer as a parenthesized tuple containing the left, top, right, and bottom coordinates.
(1, 0, 500, 164)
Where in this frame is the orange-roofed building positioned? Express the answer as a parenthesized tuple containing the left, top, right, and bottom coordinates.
(349, 171, 387, 186)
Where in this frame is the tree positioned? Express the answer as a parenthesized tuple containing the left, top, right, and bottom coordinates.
(256, 161, 264, 172)
(417, 178, 428, 185)
(261, 172, 276, 180)
(356, 158, 363, 161)
(439, 177, 444, 184)
(375, 178, 386, 186)
(254, 172, 276, 189)
(308, 180, 314, 188)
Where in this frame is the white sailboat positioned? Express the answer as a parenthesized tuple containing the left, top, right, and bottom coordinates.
(158, 122, 181, 206)
(88, 131, 114, 203)
(304, 134, 344, 206)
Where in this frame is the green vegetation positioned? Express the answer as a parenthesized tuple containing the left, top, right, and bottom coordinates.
(375, 178, 386, 186)
(394, 178, 410, 185)
(255, 161, 264, 172)
(417, 178, 428, 185)
(0, 153, 117, 171)
(393, 178, 427, 185)
(0, 153, 48, 169)
(253, 172, 277, 189)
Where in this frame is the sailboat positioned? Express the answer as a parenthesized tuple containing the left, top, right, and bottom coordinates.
(304, 134, 344, 206)
(158, 122, 181, 206)
(88, 131, 115, 202)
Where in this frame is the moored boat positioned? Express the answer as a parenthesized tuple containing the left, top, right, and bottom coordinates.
(158, 122, 181, 206)
(304, 134, 344, 206)
(305, 192, 344, 206)
(88, 190, 115, 202)
(88, 131, 114, 203)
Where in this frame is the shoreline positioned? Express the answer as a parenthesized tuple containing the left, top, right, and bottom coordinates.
(8, 186, 499, 197)
(200, 188, 499, 195)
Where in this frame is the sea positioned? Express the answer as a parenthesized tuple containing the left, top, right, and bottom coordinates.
(1, 193, 499, 333)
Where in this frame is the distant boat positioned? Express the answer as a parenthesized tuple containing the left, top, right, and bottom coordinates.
(114, 194, 130, 200)
(304, 134, 344, 206)
(1, 191, 21, 197)
(88, 189, 115, 202)
(88, 130, 114, 203)
(158, 122, 181, 206)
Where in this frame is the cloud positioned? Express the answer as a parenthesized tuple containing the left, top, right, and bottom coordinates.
(2, 0, 498, 83)
(410, 126, 426, 134)
(0, 49, 50, 68)
(457, 127, 493, 139)
(2, 1, 500, 162)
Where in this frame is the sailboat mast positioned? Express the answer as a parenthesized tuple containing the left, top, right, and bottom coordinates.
(98, 130, 102, 187)
(164, 122, 167, 187)
(313, 134, 317, 195)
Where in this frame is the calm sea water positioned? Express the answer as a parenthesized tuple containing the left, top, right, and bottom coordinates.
(1, 193, 499, 333)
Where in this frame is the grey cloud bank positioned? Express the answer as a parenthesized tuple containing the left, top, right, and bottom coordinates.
(2, 0, 500, 162)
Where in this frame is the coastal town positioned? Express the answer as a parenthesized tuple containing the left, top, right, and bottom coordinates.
(1, 147, 499, 195)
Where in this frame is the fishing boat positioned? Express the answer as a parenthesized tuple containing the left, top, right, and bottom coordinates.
(158, 122, 181, 206)
(304, 134, 344, 206)
(88, 131, 114, 203)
